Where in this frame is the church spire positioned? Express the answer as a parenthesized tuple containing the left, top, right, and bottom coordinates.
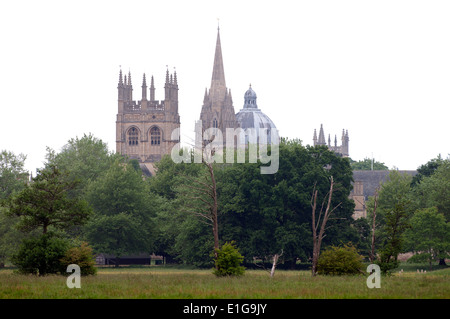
(210, 27, 226, 101)
(318, 124, 326, 145)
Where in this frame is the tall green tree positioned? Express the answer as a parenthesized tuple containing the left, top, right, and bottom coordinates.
(219, 139, 355, 269)
(45, 133, 119, 198)
(413, 159, 450, 220)
(84, 159, 157, 262)
(404, 207, 449, 270)
(0, 150, 29, 200)
(410, 155, 444, 187)
(366, 170, 413, 272)
(6, 165, 92, 234)
(0, 150, 29, 265)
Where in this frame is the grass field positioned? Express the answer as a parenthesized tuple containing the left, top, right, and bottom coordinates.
(0, 264, 448, 299)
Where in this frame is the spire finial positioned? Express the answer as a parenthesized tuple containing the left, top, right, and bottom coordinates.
(217, 18, 220, 31)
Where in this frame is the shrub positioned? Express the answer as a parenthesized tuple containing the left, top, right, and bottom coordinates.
(11, 233, 69, 275)
(60, 242, 97, 276)
(213, 241, 245, 277)
(317, 244, 364, 275)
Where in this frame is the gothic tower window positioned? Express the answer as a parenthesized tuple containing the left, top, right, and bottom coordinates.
(213, 118, 218, 128)
(150, 126, 161, 145)
(128, 127, 139, 146)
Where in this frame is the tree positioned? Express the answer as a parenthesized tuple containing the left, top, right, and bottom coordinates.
(317, 244, 364, 275)
(11, 232, 69, 275)
(377, 201, 410, 273)
(311, 176, 341, 276)
(213, 241, 245, 277)
(175, 155, 220, 264)
(83, 159, 157, 264)
(0, 150, 29, 200)
(0, 150, 30, 266)
(369, 188, 379, 263)
(85, 213, 150, 267)
(45, 133, 119, 198)
(404, 207, 449, 270)
(350, 157, 389, 170)
(60, 242, 97, 275)
(413, 159, 450, 220)
(410, 155, 444, 187)
(411, 158, 449, 265)
(6, 165, 92, 234)
(219, 140, 355, 273)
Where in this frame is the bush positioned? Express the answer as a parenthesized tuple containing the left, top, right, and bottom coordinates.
(60, 242, 97, 276)
(317, 244, 364, 275)
(213, 242, 245, 277)
(12, 233, 69, 275)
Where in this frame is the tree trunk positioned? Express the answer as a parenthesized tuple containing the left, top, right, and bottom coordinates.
(370, 189, 379, 263)
(311, 176, 338, 277)
(270, 251, 283, 277)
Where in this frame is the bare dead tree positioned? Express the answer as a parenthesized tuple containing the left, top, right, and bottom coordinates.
(369, 188, 379, 263)
(270, 250, 283, 278)
(252, 250, 284, 277)
(176, 143, 220, 265)
(311, 176, 341, 276)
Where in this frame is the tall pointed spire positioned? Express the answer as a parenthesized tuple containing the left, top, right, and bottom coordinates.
(318, 124, 326, 145)
(210, 27, 226, 102)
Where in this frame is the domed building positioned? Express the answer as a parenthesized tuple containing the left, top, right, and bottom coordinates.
(235, 85, 279, 145)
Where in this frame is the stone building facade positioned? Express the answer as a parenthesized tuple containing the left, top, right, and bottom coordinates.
(350, 170, 418, 219)
(116, 69, 180, 175)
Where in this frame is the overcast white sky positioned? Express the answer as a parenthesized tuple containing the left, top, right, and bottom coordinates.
(1, 0, 449, 174)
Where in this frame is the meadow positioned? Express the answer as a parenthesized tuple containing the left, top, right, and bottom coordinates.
(0, 264, 449, 299)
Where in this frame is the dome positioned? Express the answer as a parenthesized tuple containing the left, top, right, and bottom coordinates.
(236, 85, 279, 145)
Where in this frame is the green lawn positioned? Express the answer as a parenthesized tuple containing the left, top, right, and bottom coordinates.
(0, 265, 448, 299)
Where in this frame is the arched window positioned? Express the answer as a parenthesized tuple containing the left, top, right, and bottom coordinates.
(213, 118, 218, 129)
(128, 127, 139, 146)
(150, 127, 161, 145)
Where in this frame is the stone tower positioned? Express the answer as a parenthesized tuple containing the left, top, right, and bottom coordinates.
(116, 68, 180, 175)
(313, 124, 349, 157)
(199, 27, 239, 145)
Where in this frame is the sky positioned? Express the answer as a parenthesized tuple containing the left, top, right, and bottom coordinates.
(1, 0, 449, 175)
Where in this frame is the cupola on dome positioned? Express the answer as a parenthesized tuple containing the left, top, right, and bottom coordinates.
(236, 85, 279, 145)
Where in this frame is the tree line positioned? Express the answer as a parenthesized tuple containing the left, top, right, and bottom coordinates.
(0, 134, 448, 275)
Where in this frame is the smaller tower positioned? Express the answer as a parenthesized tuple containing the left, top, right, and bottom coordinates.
(312, 125, 349, 157)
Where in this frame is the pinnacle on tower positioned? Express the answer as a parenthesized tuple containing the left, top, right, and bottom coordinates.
(118, 69, 123, 85)
(150, 75, 155, 101)
(142, 73, 147, 101)
(165, 67, 170, 85)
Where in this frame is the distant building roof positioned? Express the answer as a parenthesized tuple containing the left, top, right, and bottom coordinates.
(351, 170, 418, 199)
